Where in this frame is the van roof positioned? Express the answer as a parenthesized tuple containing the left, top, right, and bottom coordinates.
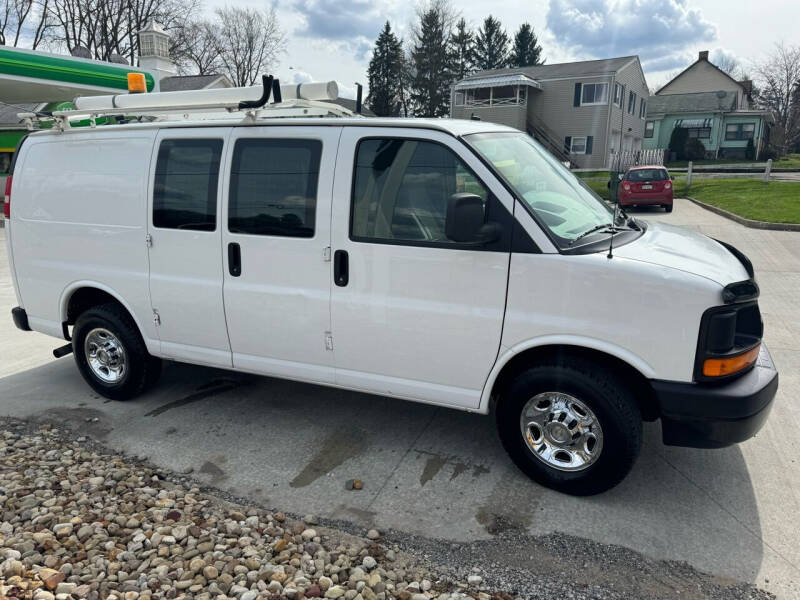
(25, 117, 519, 139)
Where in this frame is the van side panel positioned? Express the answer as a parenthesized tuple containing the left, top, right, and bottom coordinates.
(10, 132, 158, 349)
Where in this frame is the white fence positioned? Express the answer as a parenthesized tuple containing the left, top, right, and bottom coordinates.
(608, 149, 666, 172)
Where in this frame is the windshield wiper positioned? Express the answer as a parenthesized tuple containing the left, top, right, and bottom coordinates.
(569, 223, 616, 245)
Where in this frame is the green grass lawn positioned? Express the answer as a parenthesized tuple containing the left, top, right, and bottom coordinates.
(774, 153, 800, 169)
(678, 178, 800, 224)
(580, 176, 800, 224)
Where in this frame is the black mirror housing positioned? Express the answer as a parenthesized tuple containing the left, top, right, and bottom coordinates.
(446, 193, 485, 243)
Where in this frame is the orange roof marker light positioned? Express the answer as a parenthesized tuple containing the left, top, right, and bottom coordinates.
(127, 72, 147, 94)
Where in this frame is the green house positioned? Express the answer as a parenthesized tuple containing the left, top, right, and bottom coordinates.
(642, 90, 771, 159)
(642, 50, 771, 160)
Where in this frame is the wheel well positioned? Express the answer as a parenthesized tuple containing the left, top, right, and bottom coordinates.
(490, 345, 659, 421)
(65, 287, 125, 325)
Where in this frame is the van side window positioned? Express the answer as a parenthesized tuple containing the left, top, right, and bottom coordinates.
(228, 139, 322, 237)
(351, 138, 488, 245)
(153, 139, 223, 231)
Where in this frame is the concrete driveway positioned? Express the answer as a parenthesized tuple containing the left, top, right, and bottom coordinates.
(1, 199, 798, 597)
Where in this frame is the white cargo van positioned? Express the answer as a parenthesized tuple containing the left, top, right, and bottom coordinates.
(4, 79, 778, 495)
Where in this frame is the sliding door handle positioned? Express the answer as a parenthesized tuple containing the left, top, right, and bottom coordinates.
(334, 249, 349, 287)
(228, 242, 241, 277)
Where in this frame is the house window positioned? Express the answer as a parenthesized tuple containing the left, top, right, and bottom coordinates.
(454, 92, 465, 106)
(570, 136, 587, 154)
(580, 83, 608, 105)
(644, 121, 654, 138)
(613, 83, 623, 107)
(461, 85, 526, 107)
(687, 128, 711, 139)
(627, 91, 636, 114)
(639, 99, 647, 119)
(725, 123, 755, 140)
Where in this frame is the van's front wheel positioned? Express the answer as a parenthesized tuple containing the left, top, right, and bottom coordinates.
(497, 358, 642, 495)
(72, 303, 161, 400)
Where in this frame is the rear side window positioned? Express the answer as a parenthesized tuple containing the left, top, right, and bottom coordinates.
(228, 138, 321, 237)
(627, 169, 668, 181)
(154, 139, 223, 231)
(351, 138, 488, 244)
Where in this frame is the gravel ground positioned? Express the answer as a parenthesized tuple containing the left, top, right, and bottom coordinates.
(0, 418, 773, 600)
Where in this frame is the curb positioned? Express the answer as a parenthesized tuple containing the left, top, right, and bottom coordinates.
(685, 197, 800, 232)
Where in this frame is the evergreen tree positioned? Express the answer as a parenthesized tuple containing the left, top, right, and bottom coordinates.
(509, 22, 543, 67)
(474, 15, 509, 71)
(410, 5, 455, 117)
(449, 18, 475, 81)
(366, 22, 405, 117)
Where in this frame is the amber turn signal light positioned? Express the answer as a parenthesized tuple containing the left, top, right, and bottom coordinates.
(127, 73, 147, 94)
(703, 345, 760, 377)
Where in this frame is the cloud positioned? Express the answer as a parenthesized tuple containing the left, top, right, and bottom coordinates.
(292, 0, 389, 42)
(546, 0, 718, 74)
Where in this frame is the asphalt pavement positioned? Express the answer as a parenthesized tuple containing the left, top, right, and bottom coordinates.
(1, 199, 798, 598)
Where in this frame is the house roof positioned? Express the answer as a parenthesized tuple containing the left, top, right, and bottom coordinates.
(454, 73, 542, 90)
(159, 74, 231, 92)
(647, 91, 738, 115)
(656, 54, 747, 96)
(459, 56, 638, 83)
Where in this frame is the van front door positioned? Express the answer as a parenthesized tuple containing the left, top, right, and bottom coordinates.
(220, 127, 341, 383)
(147, 128, 232, 368)
(330, 128, 513, 409)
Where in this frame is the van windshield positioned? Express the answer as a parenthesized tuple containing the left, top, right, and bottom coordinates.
(465, 132, 615, 247)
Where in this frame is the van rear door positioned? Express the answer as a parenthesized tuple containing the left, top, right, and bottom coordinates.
(219, 126, 341, 383)
(147, 128, 232, 367)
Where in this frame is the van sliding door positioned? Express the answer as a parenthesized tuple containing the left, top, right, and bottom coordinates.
(147, 128, 233, 367)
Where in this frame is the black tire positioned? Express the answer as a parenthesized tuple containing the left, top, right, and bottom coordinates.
(496, 357, 642, 496)
(72, 303, 161, 400)
(664, 204, 673, 213)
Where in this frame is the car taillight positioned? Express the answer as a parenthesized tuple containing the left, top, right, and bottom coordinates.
(664, 181, 672, 190)
(3, 175, 11, 219)
(622, 183, 630, 191)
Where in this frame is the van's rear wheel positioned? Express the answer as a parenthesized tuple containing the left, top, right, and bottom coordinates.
(72, 303, 161, 400)
(497, 358, 642, 495)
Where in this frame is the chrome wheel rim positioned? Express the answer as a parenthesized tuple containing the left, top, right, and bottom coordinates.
(84, 328, 126, 384)
(520, 392, 604, 471)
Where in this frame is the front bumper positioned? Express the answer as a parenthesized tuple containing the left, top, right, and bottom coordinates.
(653, 344, 778, 448)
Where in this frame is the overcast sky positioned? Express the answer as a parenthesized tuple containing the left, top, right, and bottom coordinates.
(213, 0, 799, 98)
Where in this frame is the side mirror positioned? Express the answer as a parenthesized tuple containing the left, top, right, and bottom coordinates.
(445, 193, 501, 245)
(670, 175, 675, 180)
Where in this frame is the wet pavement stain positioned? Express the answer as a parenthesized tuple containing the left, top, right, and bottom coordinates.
(144, 378, 245, 417)
(199, 460, 227, 485)
(34, 407, 113, 439)
(290, 429, 367, 488)
(414, 450, 491, 486)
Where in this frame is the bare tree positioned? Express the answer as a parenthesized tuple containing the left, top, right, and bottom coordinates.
(1, 0, 50, 48)
(713, 53, 740, 77)
(754, 43, 800, 156)
(171, 18, 221, 75)
(43, 0, 199, 64)
(213, 5, 285, 87)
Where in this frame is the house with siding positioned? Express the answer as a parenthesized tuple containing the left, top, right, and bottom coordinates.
(450, 56, 650, 168)
(643, 51, 771, 159)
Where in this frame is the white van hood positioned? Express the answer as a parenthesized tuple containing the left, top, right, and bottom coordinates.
(613, 220, 749, 286)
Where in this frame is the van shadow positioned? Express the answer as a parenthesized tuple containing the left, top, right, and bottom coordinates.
(0, 357, 765, 586)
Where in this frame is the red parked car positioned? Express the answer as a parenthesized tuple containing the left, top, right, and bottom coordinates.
(617, 165, 673, 212)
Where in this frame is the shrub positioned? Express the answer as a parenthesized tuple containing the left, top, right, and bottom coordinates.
(668, 127, 688, 160)
(685, 138, 707, 161)
(745, 138, 755, 160)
